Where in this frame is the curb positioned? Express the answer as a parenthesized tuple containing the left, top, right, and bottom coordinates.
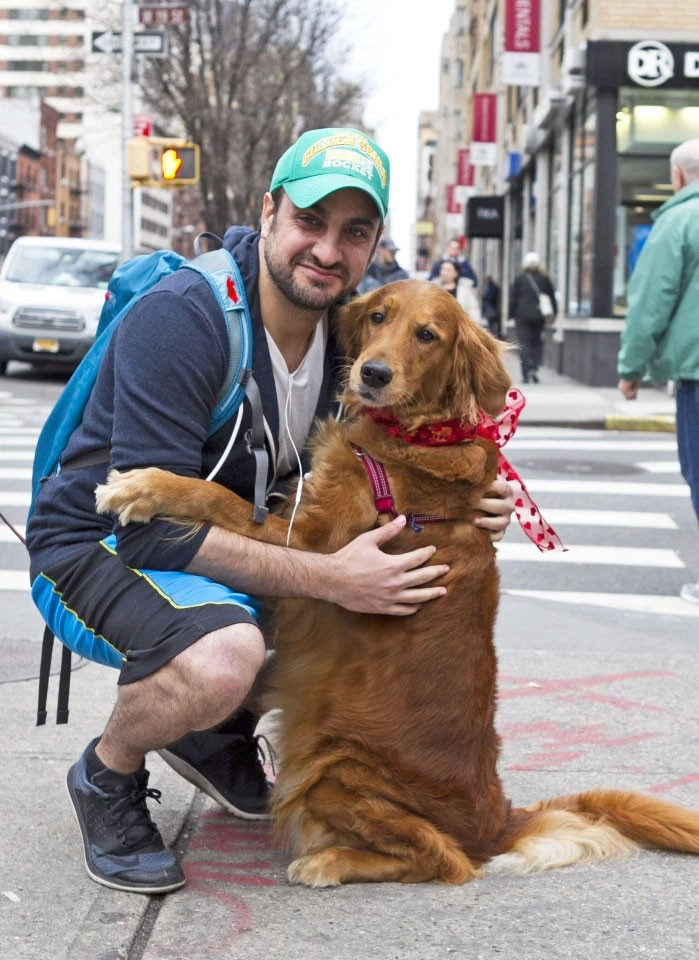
(604, 414, 676, 433)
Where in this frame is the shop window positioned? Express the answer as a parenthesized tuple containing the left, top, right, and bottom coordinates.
(612, 86, 699, 313)
(566, 92, 596, 317)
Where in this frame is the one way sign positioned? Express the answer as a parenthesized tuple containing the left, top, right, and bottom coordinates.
(91, 30, 167, 56)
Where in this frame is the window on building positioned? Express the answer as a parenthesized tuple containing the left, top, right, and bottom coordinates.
(566, 91, 596, 316)
(613, 86, 699, 313)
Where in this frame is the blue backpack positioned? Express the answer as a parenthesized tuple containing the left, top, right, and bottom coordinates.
(31, 238, 269, 725)
(30, 241, 268, 522)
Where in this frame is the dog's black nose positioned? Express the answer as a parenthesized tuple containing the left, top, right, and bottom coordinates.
(360, 360, 393, 389)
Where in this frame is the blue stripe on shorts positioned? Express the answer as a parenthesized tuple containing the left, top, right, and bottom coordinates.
(31, 534, 264, 670)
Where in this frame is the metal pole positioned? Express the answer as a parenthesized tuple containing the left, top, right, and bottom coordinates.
(121, 0, 134, 259)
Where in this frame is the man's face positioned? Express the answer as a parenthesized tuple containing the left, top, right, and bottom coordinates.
(260, 188, 382, 311)
(447, 240, 461, 258)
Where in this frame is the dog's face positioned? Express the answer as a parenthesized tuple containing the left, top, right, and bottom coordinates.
(338, 279, 511, 425)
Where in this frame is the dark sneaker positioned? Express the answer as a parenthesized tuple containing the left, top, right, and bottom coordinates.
(159, 730, 273, 820)
(67, 739, 186, 894)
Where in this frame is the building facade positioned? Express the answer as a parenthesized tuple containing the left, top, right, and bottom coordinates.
(427, 0, 699, 385)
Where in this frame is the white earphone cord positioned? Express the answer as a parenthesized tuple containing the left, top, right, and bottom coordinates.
(283, 372, 305, 546)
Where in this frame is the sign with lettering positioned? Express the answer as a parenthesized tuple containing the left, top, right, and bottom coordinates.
(471, 93, 497, 166)
(465, 196, 505, 238)
(587, 40, 699, 89)
(503, 0, 541, 86)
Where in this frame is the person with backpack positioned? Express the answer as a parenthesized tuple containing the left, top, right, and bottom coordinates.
(25, 127, 515, 895)
(509, 252, 557, 384)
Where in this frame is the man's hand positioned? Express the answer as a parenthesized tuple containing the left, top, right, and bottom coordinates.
(323, 515, 449, 616)
(618, 377, 639, 400)
(473, 477, 515, 543)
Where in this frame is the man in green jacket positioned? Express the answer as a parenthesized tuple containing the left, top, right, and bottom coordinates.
(617, 138, 699, 605)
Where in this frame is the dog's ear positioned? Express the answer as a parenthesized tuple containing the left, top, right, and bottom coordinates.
(450, 315, 512, 422)
(336, 289, 377, 359)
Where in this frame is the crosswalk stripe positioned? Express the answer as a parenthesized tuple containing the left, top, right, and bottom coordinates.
(0, 468, 31, 479)
(0, 525, 26, 542)
(634, 461, 681, 474)
(510, 439, 678, 451)
(497, 543, 684, 567)
(524, 479, 689, 497)
(0, 569, 30, 591)
(541, 509, 677, 529)
(0, 450, 33, 460)
(0, 492, 30, 506)
(0, 435, 39, 445)
(505, 589, 699, 618)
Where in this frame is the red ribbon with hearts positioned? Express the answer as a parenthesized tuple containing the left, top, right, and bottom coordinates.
(365, 387, 566, 552)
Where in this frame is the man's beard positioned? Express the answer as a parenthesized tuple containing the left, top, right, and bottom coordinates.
(264, 238, 352, 311)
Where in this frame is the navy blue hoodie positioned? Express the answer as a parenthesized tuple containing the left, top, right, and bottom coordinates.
(27, 228, 342, 581)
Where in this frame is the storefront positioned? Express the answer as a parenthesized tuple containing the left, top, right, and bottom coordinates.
(540, 37, 699, 384)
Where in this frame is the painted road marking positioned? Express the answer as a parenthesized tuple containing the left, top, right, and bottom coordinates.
(0, 450, 33, 460)
(505, 589, 699, 616)
(510, 439, 678, 451)
(497, 544, 683, 567)
(524, 479, 689, 497)
(541, 509, 677, 529)
(0, 468, 31, 480)
(0, 570, 30, 590)
(634, 461, 681, 474)
(0, 492, 30, 506)
(0, 526, 26, 542)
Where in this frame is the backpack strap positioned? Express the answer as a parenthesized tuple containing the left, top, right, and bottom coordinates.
(183, 249, 269, 524)
(36, 624, 54, 726)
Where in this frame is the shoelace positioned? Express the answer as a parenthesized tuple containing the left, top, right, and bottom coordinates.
(252, 732, 277, 778)
(105, 786, 162, 847)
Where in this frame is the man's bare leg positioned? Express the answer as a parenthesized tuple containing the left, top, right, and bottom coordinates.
(96, 623, 266, 774)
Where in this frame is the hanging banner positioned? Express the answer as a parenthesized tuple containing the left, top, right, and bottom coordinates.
(503, 0, 542, 86)
(457, 148, 474, 187)
(446, 185, 462, 215)
(471, 93, 497, 166)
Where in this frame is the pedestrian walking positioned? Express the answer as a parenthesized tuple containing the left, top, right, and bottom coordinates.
(617, 137, 699, 605)
(427, 237, 478, 287)
(25, 126, 516, 895)
(509, 252, 557, 384)
(357, 234, 409, 292)
(431, 259, 482, 325)
(481, 275, 502, 338)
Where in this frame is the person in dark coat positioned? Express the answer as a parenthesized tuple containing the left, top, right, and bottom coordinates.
(509, 252, 557, 383)
(481, 275, 501, 338)
(357, 234, 409, 292)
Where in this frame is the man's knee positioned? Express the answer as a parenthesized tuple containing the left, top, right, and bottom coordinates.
(172, 622, 266, 704)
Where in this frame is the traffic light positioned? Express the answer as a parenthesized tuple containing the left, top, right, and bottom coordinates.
(127, 137, 200, 188)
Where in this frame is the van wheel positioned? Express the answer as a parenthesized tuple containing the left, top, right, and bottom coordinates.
(0, 360, 7, 376)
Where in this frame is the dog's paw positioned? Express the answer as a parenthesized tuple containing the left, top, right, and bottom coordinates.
(95, 468, 163, 524)
(287, 852, 342, 888)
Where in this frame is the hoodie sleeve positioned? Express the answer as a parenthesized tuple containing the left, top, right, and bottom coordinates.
(617, 214, 684, 380)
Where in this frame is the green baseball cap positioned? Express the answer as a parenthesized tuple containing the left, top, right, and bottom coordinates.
(269, 127, 390, 221)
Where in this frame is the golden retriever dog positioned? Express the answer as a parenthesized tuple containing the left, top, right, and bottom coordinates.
(96, 279, 699, 887)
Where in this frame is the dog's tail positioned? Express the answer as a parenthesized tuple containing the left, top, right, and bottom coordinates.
(487, 790, 699, 876)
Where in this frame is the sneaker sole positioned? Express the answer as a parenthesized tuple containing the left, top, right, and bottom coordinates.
(158, 748, 273, 820)
(66, 773, 186, 895)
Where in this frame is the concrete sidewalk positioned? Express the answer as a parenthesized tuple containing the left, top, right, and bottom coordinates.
(502, 349, 677, 431)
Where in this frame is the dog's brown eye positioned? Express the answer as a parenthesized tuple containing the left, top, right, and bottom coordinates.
(369, 312, 385, 324)
(417, 328, 436, 343)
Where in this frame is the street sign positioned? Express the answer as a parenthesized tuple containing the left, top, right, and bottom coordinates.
(139, 5, 189, 26)
(91, 30, 168, 56)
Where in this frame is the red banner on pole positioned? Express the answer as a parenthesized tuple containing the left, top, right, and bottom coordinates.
(446, 185, 462, 215)
(457, 148, 474, 187)
(504, 0, 540, 54)
(503, 0, 542, 85)
(472, 93, 497, 143)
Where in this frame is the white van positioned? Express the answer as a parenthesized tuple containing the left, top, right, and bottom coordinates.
(0, 236, 121, 374)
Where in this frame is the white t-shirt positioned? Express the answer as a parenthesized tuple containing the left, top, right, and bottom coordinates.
(265, 317, 327, 479)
